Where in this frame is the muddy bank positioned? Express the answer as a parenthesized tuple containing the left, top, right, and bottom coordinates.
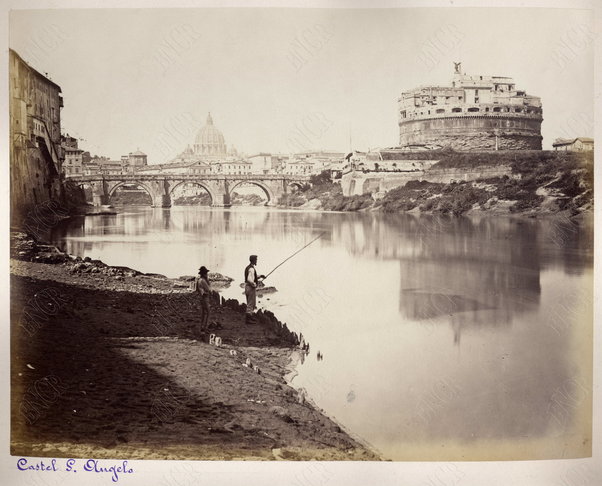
(10, 234, 378, 461)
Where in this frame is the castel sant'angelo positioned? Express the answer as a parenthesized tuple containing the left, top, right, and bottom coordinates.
(398, 63, 543, 151)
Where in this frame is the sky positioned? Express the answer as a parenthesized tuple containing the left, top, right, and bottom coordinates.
(9, 7, 595, 163)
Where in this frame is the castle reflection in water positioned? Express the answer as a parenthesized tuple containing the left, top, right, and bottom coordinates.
(51, 207, 593, 347)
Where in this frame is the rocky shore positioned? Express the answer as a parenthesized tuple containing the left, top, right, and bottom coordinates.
(279, 150, 593, 217)
(10, 233, 378, 461)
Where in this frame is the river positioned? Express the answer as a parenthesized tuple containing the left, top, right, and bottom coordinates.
(49, 206, 593, 461)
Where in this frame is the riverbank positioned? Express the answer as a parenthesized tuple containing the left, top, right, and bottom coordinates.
(279, 150, 593, 217)
(10, 234, 378, 461)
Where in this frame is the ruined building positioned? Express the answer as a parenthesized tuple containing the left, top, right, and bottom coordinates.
(398, 63, 543, 151)
(10, 49, 64, 226)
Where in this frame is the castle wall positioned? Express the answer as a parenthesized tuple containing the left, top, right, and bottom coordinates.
(342, 165, 512, 196)
(398, 67, 543, 151)
(399, 115, 542, 151)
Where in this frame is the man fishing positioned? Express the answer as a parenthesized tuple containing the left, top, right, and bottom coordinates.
(243, 234, 325, 324)
(244, 255, 265, 324)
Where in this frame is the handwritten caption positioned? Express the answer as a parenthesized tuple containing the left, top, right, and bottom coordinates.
(17, 458, 134, 483)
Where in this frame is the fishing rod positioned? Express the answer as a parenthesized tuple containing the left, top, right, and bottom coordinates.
(262, 232, 326, 280)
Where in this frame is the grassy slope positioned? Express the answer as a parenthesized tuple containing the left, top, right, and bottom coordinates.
(280, 151, 593, 216)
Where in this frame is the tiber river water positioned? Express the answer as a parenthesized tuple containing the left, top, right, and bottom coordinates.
(50, 206, 593, 461)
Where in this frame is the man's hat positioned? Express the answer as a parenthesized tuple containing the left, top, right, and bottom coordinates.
(199, 266, 209, 274)
(249, 254, 258, 261)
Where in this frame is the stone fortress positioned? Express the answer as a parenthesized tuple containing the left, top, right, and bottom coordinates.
(398, 62, 543, 151)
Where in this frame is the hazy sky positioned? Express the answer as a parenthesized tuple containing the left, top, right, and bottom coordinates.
(10, 7, 594, 162)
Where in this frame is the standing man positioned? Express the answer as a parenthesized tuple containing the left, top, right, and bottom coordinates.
(195, 266, 211, 336)
(244, 255, 265, 323)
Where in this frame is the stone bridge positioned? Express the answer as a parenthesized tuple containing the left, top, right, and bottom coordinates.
(67, 174, 311, 207)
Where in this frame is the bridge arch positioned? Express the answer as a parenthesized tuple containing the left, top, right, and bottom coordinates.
(228, 180, 274, 206)
(76, 182, 95, 203)
(288, 181, 305, 192)
(108, 180, 156, 206)
(169, 180, 217, 206)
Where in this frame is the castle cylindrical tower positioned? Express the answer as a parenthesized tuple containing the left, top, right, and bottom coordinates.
(398, 64, 543, 151)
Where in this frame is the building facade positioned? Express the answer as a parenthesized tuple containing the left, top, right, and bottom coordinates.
(61, 134, 83, 176)
(247, 153, 277, 174)
(211, 160, 252, 175)
(10, 49, 64, 225)
(398, 63, 543, 151)
(123, 150, 148, 173)
(63, 149, 84, 176)
(136, 160, 211, 175)
(552, 137, 594, 152)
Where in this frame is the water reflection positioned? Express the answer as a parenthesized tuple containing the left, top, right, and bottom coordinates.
(50, 208, 593, 356)
(49, 207, 593, 459)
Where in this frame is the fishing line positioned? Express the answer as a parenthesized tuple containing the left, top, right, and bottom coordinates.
(262, 231, 326, 280)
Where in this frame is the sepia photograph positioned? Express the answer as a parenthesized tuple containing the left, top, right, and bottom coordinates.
(2, 0, 600, 484)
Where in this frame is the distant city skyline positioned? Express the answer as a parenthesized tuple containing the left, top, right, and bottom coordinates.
(10, 7, 594, 162)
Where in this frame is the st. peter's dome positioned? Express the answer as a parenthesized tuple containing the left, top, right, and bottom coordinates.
(194, 112, 227, 156)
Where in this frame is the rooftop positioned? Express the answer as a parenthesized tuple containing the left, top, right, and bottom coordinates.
(10, 49, 62, 92)
(553, 137, 594, 146)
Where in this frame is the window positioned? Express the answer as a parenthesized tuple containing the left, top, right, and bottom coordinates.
(452, 107, 462, 113)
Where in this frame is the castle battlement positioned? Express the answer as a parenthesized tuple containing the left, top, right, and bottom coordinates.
(398, 63, 543, 151)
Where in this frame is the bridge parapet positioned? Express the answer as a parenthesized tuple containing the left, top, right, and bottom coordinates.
(68, 173, 311, 207)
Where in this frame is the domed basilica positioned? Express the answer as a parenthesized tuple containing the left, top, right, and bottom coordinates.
(194, 112, 227, 156)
